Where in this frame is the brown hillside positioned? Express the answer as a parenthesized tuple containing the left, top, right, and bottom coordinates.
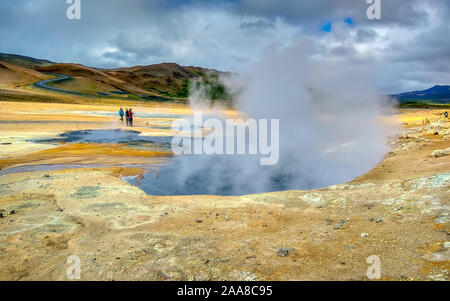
(0, 61, 49, 88)
(0, 53, 53, 69)
(106, 63, 223, 97)
(36, 63, 152, 95)
(35, 62, 225, 98)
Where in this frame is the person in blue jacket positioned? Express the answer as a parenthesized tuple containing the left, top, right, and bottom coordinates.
(119, 108, 124, 122)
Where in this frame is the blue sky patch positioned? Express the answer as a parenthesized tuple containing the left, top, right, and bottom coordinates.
(344, 17, 354, 25)
(320, 22, 332, 32)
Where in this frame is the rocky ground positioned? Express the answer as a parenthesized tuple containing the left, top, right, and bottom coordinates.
(0, 104, 448, 281)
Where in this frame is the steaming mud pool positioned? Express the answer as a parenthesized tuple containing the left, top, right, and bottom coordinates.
(4, 129, 291, 196)
(5, 128, 383, 196)
(125, 156, 296, 196)
(37, 129, 174, 147)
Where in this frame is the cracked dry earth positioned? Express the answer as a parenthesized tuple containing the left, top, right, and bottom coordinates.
(0, 109, 449, 281)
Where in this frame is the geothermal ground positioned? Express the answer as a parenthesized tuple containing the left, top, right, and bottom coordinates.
(0, 100, 449, 281)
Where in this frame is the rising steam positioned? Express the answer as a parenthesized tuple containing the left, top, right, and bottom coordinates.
(138, 41, 393, 195)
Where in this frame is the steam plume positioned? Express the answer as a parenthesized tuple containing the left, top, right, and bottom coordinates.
(138, 41, 393, 195)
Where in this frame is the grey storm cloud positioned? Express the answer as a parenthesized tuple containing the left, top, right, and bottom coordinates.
(355, 28, 378, 43)
(111, 32, 174, 59)
(240, 19, 275, 31)
(102, 50, 131, 62)
(0, 0, 448, 93)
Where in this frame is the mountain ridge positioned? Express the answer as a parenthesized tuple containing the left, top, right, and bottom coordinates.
(0, 52, 230, 100)
(392, 85, 450, 104)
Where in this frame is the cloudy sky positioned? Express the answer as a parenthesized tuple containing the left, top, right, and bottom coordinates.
(0, 0, 449, 93)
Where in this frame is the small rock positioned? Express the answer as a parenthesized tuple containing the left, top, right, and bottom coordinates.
(9, 210, 16, 215)
(333, 223, 343, 230)
(361, 232, 369, 238)
(0, 212, 3, 218)
(422, 253, 446, 263)
(376, 217, 382, 223)
(43, 174, 50, 178)
(345, 245, 356, 250)
(262, 224, 268, 227)
(430, 147, 450, 158)
(277, 247, 295, 257)
(434, 212, 449, 224)
(368, 217, 374, 222)
(195, 219, 203, 223)
(225, 215, 230, 221)
(427, 273, 446, 281)
(326, 219, 332, 225)
(333, 220, 345, 230)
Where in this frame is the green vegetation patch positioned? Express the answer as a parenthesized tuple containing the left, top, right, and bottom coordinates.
(398, 101, 450, 108)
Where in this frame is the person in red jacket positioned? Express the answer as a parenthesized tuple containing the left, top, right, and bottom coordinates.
(128, 108, 134, 127)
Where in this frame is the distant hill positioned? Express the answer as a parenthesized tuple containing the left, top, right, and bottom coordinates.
(0, 53, 54, 69)
(392, 85, 450, 104)
(35, 63, 153, 96)
(0, 61, 50, 88)
(0, 52, 230, 100)
(106, 63, 229, 98)
(36, 62, 230, 99)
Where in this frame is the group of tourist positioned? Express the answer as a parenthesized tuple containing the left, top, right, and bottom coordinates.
(119, 108, 134, 127)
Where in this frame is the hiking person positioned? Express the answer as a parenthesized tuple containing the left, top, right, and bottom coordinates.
(125, 109, 129, 126)
(128, 108, 134, 127)
(119, 108, 124, 122)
